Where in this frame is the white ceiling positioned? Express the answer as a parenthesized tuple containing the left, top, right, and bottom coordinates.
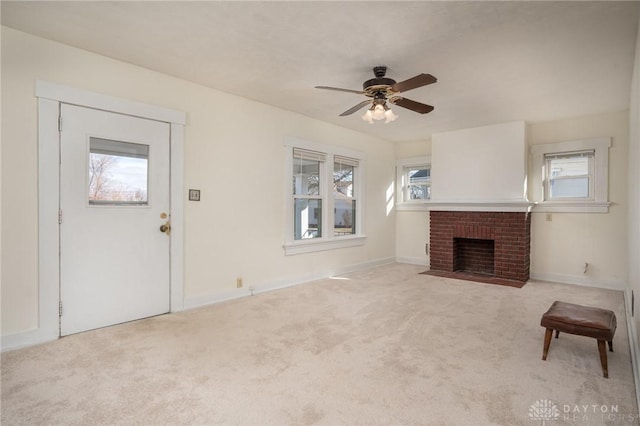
(2, 1, 639, 143)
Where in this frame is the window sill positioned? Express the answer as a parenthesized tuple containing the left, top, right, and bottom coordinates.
(283, 235, 367, 255)
(396, 201, 431, 211)
(532, 201, 610, 213)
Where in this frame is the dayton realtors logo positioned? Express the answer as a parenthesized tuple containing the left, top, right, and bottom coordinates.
(529, 399, 560, 425)
(529, 400, 638, 424)
(561, 404, 638, 423)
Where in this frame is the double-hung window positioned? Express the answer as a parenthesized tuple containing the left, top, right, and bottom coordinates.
(333, 156, 357, 236)
(395, 156, 431, 210)
(292, 148, 324, 240)
(544, 150, 594, 200)
(285, 139, 365, 255)
(405, 166, 431, 200)
(531, 137, 610, 213)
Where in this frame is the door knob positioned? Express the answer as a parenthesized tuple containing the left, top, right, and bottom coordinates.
(160, 221, 171, 235)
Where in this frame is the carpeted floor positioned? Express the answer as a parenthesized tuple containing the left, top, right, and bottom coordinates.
(1, 263, 637, 425)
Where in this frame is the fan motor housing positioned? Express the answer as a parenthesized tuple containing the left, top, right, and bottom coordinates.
(363, 77, 396, 90)
(363, 78, 396, 97)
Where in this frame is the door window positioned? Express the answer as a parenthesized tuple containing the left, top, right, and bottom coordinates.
(88, 137, 149, 205)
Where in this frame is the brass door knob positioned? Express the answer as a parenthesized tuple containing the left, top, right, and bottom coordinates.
(160, 222, 171, 235)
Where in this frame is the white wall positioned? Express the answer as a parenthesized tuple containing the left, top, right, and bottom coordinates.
(394, 112, 630, 286)
(528, 111, 629, 289)
(431, 121, 527, 202)
(1, 27, 397, 337)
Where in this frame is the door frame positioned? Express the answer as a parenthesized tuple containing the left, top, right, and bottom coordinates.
(36, 80, 186, 342)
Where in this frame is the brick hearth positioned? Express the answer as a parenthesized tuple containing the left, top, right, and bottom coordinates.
(429, 211, 531, 284)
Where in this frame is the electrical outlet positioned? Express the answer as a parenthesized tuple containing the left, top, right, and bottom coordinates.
(425, 243, 429, 255)
(546, 213, 552, 222)
(236, 277, 243, 288)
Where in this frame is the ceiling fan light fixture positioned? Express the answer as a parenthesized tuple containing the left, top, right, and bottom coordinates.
(362, 109, 374, 124)
(384, 108, 398, 123)
(371, 104, 386, 120)
(316, 67, 436, 121)
(362, 103, 397, 124)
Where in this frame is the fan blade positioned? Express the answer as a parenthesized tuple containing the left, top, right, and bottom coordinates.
(392, 98, 434, 114)
(339, 100, 372, 116)
(315, 86, 365, 95)
(391, 74, 437, 93)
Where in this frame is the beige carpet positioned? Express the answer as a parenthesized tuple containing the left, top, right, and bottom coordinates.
(1, 263, 637, 425)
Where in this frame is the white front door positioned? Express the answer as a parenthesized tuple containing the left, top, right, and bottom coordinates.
(60, 104, 171, 336)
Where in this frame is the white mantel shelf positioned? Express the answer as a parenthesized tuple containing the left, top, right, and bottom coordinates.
(396, 200, 533, 212)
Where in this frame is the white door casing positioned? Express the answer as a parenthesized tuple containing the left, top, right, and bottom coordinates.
(60, 104, 171, 335)
(0, 81, 187, 350)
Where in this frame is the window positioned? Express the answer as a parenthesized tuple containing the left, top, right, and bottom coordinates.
(285, 139, 365, 255)
(531, 138, 610, 213)
(293, 148, 324, 240)
(396, 156, 431, 209)
(334, 157, 357, 236)
(88, 137, 149, 205)
(545, 151, 594, 200)
(405, 166, 431, 200)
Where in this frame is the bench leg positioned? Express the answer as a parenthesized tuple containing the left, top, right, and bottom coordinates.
(555, 330, 560, 339)
(542, 328, 554, 360)
(597, 340, 609, 378)
(608, 340, 613, 352)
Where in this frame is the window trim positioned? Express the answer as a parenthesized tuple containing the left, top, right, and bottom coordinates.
(531, 137, 610, 213)
(395, 156, 432, 211)
(284, 137, 366, 255)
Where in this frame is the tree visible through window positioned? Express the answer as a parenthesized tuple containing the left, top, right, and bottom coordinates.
(405, 166, 431, 200)
(88, 138, 149, 205)
(289, 145, 362, 245)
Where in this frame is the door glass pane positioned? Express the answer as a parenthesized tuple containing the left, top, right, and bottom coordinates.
(89, 137, 149, 205)
(294, 199, 322, 240)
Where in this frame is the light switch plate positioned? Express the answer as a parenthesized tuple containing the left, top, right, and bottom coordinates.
(188, 189, 200, 201)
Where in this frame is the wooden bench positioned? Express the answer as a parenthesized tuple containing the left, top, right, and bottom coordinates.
(540, 301, 617, 378)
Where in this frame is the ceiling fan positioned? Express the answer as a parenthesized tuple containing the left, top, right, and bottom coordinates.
(315, 66, 437, 123)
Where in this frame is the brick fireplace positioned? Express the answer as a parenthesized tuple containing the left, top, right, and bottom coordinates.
(429, 211, 531, 285)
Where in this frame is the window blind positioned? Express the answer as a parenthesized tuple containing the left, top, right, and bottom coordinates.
(544, 150, 594, 161)
(293, 147, 326, 162)
(334, 155, 359, 167)
(90, 137, 149, 159)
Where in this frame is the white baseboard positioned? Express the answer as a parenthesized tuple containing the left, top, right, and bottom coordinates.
(529, 271, 625, 291)
(184, 256, 396, 310)
(1, 327, 57, 352)
(395, 256, 429, 266)
(624, 288, 640, 415)
(3, 257, 396, 351)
